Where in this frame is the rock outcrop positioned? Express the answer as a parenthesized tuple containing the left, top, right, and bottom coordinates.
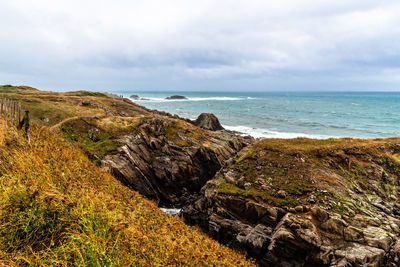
(182, 137, 400, 266)
(194, 113, 224, 131)
(101, 116, 251, 206)
(130, 94, 140, 100)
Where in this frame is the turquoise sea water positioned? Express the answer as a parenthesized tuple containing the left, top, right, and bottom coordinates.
(123, 92, 400, 139)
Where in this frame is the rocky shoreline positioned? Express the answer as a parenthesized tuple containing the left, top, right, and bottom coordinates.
(85, 102, 400, 266)
(33, 90, 400, 266)
(181, 138, 400, 266)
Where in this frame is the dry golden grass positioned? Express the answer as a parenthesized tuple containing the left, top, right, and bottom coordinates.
(257, 137, 396, 153)
(0, 124, 254, 266)
(0, 119, 5, 146)
(95, 116, 143, 135)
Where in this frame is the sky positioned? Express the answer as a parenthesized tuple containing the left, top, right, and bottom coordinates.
(1, 0, 400, 92)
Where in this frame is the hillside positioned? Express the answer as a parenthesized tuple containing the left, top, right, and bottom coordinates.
(0, 119, 254, 266)
(182, 138, 400, 266)
(0, 85, 251, 207)
(0, 85, 151, 126)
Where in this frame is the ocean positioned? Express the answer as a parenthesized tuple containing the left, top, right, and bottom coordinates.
(123, 91, 400, 139)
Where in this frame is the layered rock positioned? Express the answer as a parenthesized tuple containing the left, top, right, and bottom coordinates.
(182, 138, 400, 266)
(101, 116, 251, 206)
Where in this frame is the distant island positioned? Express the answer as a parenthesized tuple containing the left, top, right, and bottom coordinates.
(165, 95, 188, 100)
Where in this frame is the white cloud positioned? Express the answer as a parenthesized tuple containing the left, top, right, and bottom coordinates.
(0, 0, 399, 90)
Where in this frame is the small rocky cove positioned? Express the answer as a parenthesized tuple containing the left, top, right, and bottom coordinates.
(58, 98, 400, 266)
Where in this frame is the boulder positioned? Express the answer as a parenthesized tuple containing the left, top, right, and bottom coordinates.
(194, 113, 224, 131)
(333, 243, 385, 267)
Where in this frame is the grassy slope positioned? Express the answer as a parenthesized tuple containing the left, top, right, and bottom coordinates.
(0, 121, 253, 266)
(0, 85, 149, 126)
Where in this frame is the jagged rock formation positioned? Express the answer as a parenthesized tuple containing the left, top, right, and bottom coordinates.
(182, 138, 400, 266)
(194, 113, 224, 131)
(101, 116, 251, 206)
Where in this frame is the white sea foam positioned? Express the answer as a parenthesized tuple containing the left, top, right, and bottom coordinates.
(130, 96, 242, 102)
(223, 125, 331, 139)
(160, 208, 181, 216)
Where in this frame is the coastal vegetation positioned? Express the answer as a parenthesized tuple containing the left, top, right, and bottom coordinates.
(218, 137, 400, 207)
(0, 85, 254, 266)
(0, 119, 253, 266)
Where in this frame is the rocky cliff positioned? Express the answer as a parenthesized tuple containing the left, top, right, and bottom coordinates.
(57, 113, 251, 207)
(182, 138, 400, 266)
(101, 116, 251, 206)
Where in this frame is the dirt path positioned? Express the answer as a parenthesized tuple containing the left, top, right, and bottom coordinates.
(50, 116, 81, 132)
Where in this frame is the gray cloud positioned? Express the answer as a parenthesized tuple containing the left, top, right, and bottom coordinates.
(0, 0, 399, 91)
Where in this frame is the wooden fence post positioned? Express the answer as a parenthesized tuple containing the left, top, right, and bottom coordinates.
(18, 102, 21, 126)
(5, 98, 8, 124)
(9, 99, 12, 124)
(11, 100, 15, 125)
(17, 110, 30, 141)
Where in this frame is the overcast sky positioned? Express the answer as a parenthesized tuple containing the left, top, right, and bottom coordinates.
(1, 0, 400, 92)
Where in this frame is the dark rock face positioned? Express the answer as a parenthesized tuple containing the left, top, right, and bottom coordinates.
(194, 113, 224, 131)
(183, 186, 398, 266)
(101, 117, 249, 206)
(182, 138, 400, 266)
(165, 95, 188, 100)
